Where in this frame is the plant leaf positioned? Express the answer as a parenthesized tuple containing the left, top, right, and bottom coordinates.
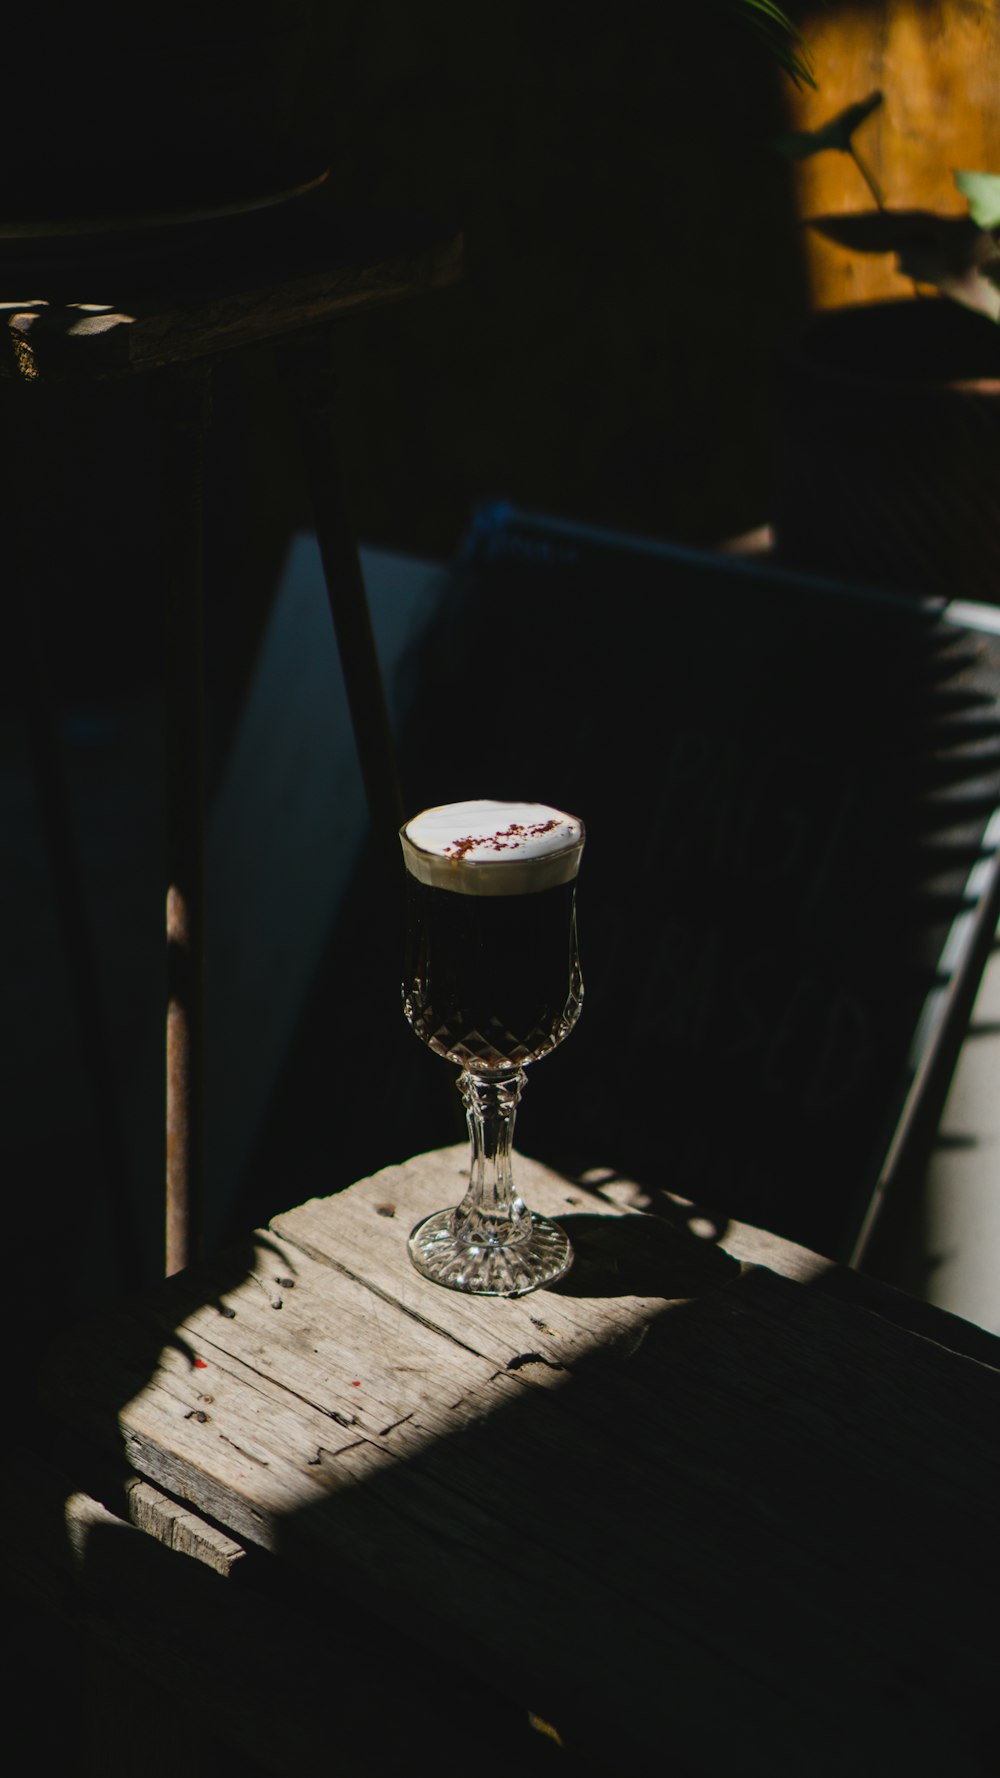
(955, 169, 1000, 232)
(727, 0, 816, 87)
(774, 90, 883, 160)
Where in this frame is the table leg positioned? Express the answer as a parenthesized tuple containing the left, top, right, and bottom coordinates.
(153, 366, 211, 1277)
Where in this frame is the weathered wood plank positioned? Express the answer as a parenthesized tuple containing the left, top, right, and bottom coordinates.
(122, 1477, 244, 1576)
(271, 1145, 731, 1352)
(37, 1146, 1000, 1776)
(274, 1144, 1000, 1368)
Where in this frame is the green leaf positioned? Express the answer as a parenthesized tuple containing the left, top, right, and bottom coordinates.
(774, 90, 883, 160)
(727, 1, 816, 87)
(955, 170, 1000, 231)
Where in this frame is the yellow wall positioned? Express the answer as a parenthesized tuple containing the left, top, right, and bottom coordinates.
(785, 2, 1000, 306)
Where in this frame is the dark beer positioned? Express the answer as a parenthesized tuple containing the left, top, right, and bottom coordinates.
(400, 800, 584, 1073)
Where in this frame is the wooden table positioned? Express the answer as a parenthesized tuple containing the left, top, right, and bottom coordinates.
(30, 1144, 1000, 1775)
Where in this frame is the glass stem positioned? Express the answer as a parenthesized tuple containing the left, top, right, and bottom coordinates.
(454, 1068, 530, 1244)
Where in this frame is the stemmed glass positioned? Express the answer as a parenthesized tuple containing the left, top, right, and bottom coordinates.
(400, 799, 585, 1297)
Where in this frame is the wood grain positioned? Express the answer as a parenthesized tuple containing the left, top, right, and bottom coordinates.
(39, 1145, 1000, 1775)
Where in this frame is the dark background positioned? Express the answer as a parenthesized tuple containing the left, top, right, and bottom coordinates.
(267, 2, 811, 558)
(212, 5, 819, 1240)
(186, 2, 813, 751)
(4, 4, 815, 766)
(1, 5, 820, 1315)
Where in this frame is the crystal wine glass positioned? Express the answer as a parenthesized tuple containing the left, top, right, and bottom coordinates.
(400, 799, 585, 1296)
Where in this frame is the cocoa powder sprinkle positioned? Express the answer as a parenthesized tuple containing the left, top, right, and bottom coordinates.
(444, 819, 561, 860)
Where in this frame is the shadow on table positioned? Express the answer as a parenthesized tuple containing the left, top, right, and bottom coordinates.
(28, 1159, 1000, 1777)
(550, 1208, 739, 1298)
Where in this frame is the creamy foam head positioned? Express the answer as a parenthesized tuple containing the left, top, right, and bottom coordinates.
(400, 800, 584, 895)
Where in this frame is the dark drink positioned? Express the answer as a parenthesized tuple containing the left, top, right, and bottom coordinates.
(398, 800, 585, 1297)
(403, 872, 582, 1070)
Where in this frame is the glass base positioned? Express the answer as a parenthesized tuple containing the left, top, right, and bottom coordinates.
(407, 1208, 573, 1298)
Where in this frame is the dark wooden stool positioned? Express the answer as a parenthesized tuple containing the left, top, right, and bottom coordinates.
(1, 188, 462, 1281)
